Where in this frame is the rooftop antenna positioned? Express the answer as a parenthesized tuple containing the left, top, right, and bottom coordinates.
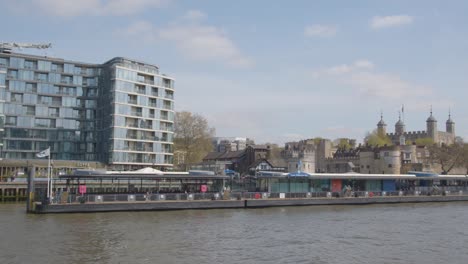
(0, 42, 52, 54)
(401, 104, 405, 123)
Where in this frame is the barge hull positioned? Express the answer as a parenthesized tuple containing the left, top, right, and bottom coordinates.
(34, 195, 468, 213)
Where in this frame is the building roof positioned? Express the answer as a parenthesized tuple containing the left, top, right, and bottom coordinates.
(203, 150, 245, 161)
(377, 119, 386, 126)
(250, 145, 269, 150)
(427, 113, 437, 122)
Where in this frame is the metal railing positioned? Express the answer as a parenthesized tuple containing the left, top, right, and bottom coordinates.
(47, 188, 468, 205)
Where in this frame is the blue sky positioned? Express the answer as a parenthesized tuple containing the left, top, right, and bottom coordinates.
(2, 0, 468, 144)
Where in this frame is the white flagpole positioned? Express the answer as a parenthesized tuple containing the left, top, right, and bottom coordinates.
(47, 147, 51, 201)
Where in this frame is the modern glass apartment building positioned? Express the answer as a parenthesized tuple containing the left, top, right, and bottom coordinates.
(0, 52, 174, 173)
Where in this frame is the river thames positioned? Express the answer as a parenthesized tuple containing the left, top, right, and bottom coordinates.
(0, 202, 467, 264)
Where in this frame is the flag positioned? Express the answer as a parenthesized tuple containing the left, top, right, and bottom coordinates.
(36, 148, 50, 158)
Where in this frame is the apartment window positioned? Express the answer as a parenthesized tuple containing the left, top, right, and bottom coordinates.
(128, 94, 137, 104)
(149, 98, 157, 107)
(51, 63, 63, 72)
(131, 107, 142, 117)
(151, 87, 158, 96)
(24, 60, 36, 70)
(388, 164, 393, 168)
(136, 85, 146, 94)
(8, 70, 18, 78)
(36, 73, 48, 81)
(25, 83, 37, 93)
(24, 106, 35, 115)
(48, 108, 59, 117)
(11, 93, 23, 103)
(0, 58, 7, 66)
(5, 116, 17, 125)
(163, 78, 171, 88)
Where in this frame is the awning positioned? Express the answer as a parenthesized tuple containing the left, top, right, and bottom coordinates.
(288, 171, 312, 177)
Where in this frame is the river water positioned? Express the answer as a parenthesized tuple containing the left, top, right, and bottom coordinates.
(0, 202, 467, 264)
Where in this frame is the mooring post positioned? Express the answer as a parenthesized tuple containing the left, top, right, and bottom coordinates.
(26, 165, 35, 213)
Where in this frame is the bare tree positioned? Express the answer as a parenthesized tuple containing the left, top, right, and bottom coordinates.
(427, 141, 464, 174)
(173, 111, 215, 171)
(459, 144, 468, 174)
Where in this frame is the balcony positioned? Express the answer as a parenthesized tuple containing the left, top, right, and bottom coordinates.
(24, 65, 37, 70)
(128, 99, 137, 104)
(130, 112, 142, 117)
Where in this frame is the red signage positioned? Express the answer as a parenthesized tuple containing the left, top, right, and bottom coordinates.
(200, 185, 207, 193)
(79, 185, 87, 194)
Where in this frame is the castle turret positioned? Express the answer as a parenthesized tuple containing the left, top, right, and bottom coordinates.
(446, 111, 455, 135)
(377, 113, 387, 136)
(426, 108, 438, 142)
(395, 112, 405, 135)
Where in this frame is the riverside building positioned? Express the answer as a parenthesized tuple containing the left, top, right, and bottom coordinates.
(0, 51, 174, 179)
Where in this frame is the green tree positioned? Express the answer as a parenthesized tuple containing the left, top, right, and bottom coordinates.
(412, 137, 434, 146)
(364, 130, 392, 147)
(173, 111, 215, 171)
(335, 138, 352, 150)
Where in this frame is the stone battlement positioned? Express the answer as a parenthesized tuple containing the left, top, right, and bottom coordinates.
(387, 131, 427, 137)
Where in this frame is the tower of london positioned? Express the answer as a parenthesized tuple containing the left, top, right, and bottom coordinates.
(377, 110, 455, 145)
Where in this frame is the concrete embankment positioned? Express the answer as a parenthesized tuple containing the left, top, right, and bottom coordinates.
(33, 195, 468, 213)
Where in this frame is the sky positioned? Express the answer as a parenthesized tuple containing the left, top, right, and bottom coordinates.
(1, 0, 468, 144)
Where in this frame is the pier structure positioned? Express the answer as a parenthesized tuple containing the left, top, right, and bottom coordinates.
(21, 170, 468, 213)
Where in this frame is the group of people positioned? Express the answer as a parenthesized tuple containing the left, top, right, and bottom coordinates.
(341, 185, 353, 197)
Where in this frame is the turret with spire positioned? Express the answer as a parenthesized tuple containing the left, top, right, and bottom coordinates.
(377, 111, 387, 136)
(426, 106, 438, 142)
(395, 111, 405, 135)
(446, 109, 455, 134)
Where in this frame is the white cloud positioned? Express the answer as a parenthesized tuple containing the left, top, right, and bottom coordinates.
(313, 59, 374, 76)
(183, 10, 206, 21)
(304, 24, 337, 37)
(349, 71, 429, 99)
(120, 11, 253, 68)
(26, 0, 169, 17)
(312, 60, 436, 100)
(370, 15, 413, 29)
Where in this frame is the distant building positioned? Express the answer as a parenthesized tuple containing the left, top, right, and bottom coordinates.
(212, 137, 252, 152)
(282, 140, 316, 173)
(377, 109, 455, 145)
(198, 144, 286, 175)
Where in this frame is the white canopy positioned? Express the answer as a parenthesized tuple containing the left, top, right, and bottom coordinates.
(105, 167, 164, 175)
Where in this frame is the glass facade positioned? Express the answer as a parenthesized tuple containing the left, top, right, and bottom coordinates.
(0, 53, 174, 170)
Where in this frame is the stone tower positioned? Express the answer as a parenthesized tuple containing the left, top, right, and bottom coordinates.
(446, 111, 455, 135)
(426, 108, 438, 142)
(377, 113, 387, 136)
(395, 112, 405, 135)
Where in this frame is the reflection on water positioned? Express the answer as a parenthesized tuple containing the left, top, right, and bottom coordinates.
(1, 203, 467, 264)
